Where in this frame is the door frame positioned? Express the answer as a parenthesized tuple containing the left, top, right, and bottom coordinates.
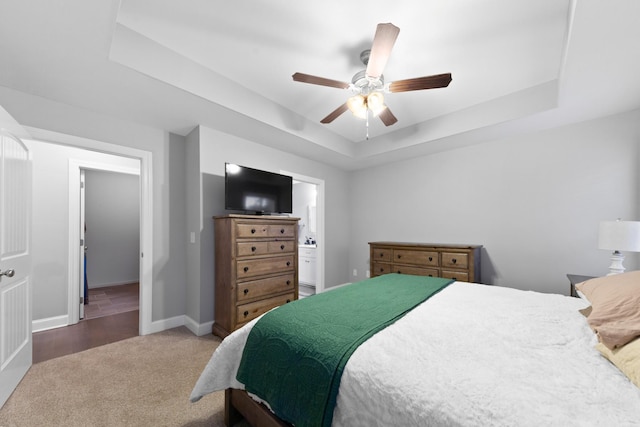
(69, 161, 141, 325)
(26, 127, 154, 335)
(282, 171, 325, 293)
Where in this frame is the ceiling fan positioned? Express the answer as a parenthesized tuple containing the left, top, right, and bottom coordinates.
(292, 23, 452, 129)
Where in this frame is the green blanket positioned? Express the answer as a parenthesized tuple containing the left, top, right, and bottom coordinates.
(236, 274, 453, 427)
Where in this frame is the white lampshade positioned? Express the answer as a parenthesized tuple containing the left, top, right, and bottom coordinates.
(598, 220, 640, 252)
(347, 95, 367, 119)
(367, 92, 386, 116)
(347, 92, 387, 119)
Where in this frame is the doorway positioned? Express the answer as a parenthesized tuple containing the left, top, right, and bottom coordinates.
(68, 159, 141, 327)
(81, 169, 140, 321)
(24, 126, 153, 336)
(284, 171, 325, 295)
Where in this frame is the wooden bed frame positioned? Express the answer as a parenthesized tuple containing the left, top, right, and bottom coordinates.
(225, 388, 291, 427)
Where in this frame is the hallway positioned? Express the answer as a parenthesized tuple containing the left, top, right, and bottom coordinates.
(33, 284, 139, 363)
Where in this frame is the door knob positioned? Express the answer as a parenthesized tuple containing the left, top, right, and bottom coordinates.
(0, 269, 15, 278)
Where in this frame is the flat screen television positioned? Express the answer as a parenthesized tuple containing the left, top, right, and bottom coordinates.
(225, 163, 293, 214)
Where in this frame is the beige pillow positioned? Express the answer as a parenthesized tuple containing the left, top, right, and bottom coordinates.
(575, 270, 640, 349)
(596, 337, 640, 388)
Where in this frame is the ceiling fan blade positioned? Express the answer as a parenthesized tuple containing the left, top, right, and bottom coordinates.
(292, 72, 350, 89)
(320, 103, 349, 124)
(366, 23, 400, 79)
(378, 107, 398, 127)
(389, 73, 452, 93)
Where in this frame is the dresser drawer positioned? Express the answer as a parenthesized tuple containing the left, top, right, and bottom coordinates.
(236, 241, 270, 256)
(237, 274, 295, 302)
(372, 248, 392, 262)
(236, 223, 296, 238)
(441, 270, 469, 282)
(369, 242, 482, 290)
(392, 265, 439, 277)
(372, 262, 392, 276)
(268, 240, 295, 254)
(236, 292, 295, 325)
(237, 241, 295, 256)
(441, 252, 468, 269)
(393, 249, 439, 266)
(237, 255, 295, 278)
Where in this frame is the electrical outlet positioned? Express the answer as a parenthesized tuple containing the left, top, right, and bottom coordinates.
(353, 269, 357, 277)
(366, 270, 370, 278)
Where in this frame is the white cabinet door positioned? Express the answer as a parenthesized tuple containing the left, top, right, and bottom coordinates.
(0, 132, 32, 408)
(299, 251, 317, 285)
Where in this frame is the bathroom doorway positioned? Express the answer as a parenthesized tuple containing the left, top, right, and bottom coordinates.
(284, 171, 325, 297)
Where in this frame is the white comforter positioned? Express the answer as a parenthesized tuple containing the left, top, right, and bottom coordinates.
(191, 282, 640, 426)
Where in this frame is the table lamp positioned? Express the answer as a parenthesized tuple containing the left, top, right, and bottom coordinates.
(598, 219, 640, 275)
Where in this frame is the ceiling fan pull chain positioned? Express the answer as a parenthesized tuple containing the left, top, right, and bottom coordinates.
(366, 110, 370, 140)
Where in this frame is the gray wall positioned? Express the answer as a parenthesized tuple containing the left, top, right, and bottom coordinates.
(5, 83, 640, 331)
(85, 170, 139, 288)
(3, 86, 187, 324)
(27, 140, 140, 321)
(349, 109, 640, 295)
(182, 126, 352, 327)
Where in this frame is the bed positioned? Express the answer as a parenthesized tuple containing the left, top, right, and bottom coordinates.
(191, 272, 640, 426)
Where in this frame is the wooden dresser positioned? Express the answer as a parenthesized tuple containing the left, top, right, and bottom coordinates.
(369, 242, 482, 283)
(213, 215, 299, 338)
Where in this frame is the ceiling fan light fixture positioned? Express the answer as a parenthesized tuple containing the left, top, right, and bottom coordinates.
(367, 92, 386, 116)
(347, 94, 367, 119)
(292, 23, 452, 128)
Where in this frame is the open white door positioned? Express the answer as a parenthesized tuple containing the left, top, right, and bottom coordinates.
(79, 169, 86, 319)
(0, 131, 32, 408)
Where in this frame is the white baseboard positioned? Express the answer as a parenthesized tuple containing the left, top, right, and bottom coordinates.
(33, 313, 214, 338)
(145, 315, 185, 335)
(87, 280, 139, 289)
(33, 315, 69, 333)
(184, 316, 214, 336)
(324, 282, 351, 292)
(147, 315, 213, 337)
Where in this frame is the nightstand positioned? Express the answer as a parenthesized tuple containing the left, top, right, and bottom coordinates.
(567, 274, 596, 297)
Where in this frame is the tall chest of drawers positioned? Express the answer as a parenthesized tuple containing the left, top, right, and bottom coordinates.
(369, 242, 482, 283)
(213, 215, 299, 338)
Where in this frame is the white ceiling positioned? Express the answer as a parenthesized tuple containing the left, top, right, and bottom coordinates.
(1, 0, 639, 170)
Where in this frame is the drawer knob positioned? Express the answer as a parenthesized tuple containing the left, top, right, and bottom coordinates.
(286, 261, 291, 266)
(286, 299, 291, 303)
(452, 277, 457, 280)
(243, 267, 249, 273)
(280, 244, 285, 250)
(251, 228, 256, 234)
(280, 228, 285, 234)
(397, 254, 401, 259)
(428, 256, 433, 261)
(397, 271, 402, 274)
(428, 274, 433, 277)
(243, 289, 249, 295)
(379, 253, 384, 257)
(379, 268, 384, 272)
(251, 246, 257, 252)
(286, 280, 291, 285)
(243, 310, 249, 317)
(452, 258, 457, 264)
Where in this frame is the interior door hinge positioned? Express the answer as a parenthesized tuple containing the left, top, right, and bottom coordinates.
(80, 296, 84, 304)
(80, 239, 84, 246)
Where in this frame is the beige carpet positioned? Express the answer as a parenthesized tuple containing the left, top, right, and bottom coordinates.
(0, 327, 233, 427)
